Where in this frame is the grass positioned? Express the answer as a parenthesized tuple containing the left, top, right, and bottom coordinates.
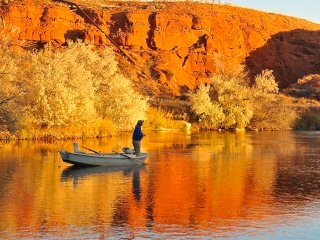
(295, 111, 320, 130)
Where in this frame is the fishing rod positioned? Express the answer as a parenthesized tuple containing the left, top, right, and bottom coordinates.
(143, 130, 158, 137)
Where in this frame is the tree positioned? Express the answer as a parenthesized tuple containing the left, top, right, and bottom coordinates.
(0, 40, 149, 137)
(23, 42, 98, 128)
(254, 69, 279, 94)
(209, 74, 253, 129)
(189, 84, 225, 129)
(250, 70, 296, 130)
(0, 36, 27, 132)
(189, 70, 297, 130)
(23, 41, 148, 132)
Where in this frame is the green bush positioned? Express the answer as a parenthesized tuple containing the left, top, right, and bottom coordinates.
(295, 112, 320, 130)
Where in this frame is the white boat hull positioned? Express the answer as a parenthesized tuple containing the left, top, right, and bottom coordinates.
(60, 150, 149, 166)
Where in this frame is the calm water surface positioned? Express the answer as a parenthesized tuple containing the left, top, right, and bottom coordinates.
(1, 131, 320, 239)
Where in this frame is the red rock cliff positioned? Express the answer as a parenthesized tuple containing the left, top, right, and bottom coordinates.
(1, 0, 320, 96)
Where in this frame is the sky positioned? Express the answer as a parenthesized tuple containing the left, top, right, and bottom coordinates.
(219, 0, 320, 24)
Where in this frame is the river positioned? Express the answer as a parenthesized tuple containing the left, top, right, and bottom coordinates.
(0, 131, 320, 239)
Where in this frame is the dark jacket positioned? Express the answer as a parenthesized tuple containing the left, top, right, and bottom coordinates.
(132, 125, 144, 141)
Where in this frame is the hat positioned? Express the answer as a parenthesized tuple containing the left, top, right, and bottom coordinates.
(137, 120, 144, 125)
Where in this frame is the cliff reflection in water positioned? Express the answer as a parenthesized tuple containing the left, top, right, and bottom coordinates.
(0, 131, 320, 238)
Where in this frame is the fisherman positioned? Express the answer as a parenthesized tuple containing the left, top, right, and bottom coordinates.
(132, 120, 145, 156)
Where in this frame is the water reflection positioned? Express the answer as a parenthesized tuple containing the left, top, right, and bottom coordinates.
(61, 165, 144, 199)
(0, 132, 320, 239)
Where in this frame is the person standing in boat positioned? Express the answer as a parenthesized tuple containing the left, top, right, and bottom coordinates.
(132, 120, 145, 156)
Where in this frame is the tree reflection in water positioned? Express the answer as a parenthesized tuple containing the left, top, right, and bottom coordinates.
(1, 132, 320, 239)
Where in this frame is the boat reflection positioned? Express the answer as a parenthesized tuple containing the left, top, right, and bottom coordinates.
(61, 165, 144, 179)
(61, 165, 144, 202)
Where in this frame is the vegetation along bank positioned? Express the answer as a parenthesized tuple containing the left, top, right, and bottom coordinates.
(1, 0, 320, 139)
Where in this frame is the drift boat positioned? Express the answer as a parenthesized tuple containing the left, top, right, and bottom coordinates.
(59, 143, 149, 167)
(60, 150, 149, 166)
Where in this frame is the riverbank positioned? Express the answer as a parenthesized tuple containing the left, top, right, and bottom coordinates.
(0, 119, 192, 141)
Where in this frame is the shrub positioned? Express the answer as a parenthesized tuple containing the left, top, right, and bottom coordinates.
(250, 95, 298, 130)
(189, 74, 253, 130)
(250, 72, 297, 130)
(146, 107, 185, 130)
(0, 36, 27, 132)
(254, 69, 279, 94)
(0, 40, 148, 138)
(23, 43, 97, 128)
(189, 70, 298, 131)
(188, 84, 225, 130)
(95, 72, 148, 131)
(295, 112, 320, 130)
(210, 74, 253, 129)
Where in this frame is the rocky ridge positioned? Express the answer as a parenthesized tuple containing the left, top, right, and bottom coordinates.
(1, 0, 320, 97)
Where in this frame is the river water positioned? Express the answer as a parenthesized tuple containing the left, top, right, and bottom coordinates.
(0, 131, 320, 239)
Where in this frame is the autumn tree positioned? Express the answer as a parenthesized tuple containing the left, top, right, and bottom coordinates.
(250, 70, 297, 130)
(0, 35, 28, 132)
(189, 73, 253, 130)
(189, 69, 297, 130)
(0, 41, 148, 137)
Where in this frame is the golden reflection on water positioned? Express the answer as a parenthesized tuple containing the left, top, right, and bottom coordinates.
(0, 131, 320, 238)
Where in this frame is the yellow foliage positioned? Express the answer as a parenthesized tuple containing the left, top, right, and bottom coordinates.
(146, 107, 182, 130)
(188, 85, 225, 130)
(0, 41, 148, 138)
(250, 95, 298, 130)
(189, 70, 298, 131)
(254, 69, 279, 94)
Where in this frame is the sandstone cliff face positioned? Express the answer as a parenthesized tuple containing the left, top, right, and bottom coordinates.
(1, 0, 320, 96)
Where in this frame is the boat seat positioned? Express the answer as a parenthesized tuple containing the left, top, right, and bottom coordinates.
(73, 142, 86, 154)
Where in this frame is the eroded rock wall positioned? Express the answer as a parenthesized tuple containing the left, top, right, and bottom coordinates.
(1, 0, 320, 95)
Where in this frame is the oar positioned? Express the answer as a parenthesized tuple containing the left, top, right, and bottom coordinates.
(113, 150, 145, 164)
(112, 150, 133, 159)
(82, 146, 100, 154)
